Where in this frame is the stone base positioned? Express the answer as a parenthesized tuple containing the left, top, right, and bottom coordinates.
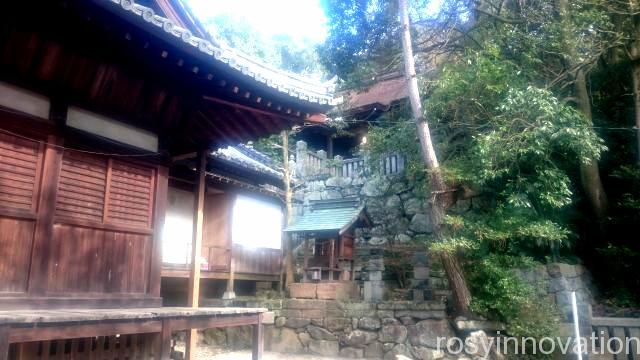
(289, 282, 359, 300)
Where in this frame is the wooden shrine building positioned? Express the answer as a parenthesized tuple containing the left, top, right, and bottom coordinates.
(284, 199, 370, 283)
(0, 0, 333, 358)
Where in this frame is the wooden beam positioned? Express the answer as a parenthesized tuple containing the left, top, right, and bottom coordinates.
(161, 268, 280, 281)
(186, 151, 207, 360)
(171, 152, 198, 163)
(9, 321, 162, 343)
(252, 313, 264, 360)
(202, 95, 303, 124)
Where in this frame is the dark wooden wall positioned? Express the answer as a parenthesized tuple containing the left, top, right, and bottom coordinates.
(0, 124, 168, 309)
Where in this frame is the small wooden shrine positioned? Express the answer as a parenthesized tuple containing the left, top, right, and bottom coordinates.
(284, 198, 370, 283)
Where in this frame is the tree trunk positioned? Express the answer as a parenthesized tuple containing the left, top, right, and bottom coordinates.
(575, 69, 609, 220)
(282, 131, 295, 287)
(555, 0, 609, 223)
(399, 0, 472, 315)
(634, 64, 640, 164)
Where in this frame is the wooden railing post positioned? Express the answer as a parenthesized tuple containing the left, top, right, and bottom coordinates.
(252, 313, 264, 360)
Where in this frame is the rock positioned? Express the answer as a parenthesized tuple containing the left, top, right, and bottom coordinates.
(370, 236, 389, 246)
(410, 213, 433, 233)
(395, 234, 412, 244)
(387, 217, 410, 235)
(408, 320, 455, 348)
(383, 344, 413, 360)
(266, 327, 303, 353)
(385, 195, 403, 211)
(464, 330, 491, 358)
(362, 177, 390, 197)
(383, 343, 396, 352)
(412, 347, 445, 360)
(365, 342, 385, 358)
(395, 310, 445, 320)
(379, 325, 408, 343)
(323, 189, 343, 200)
(403, 198, 423, 216)
(226, 326, 252, 349)
(275, 317, 286, 327)
(326, 176, 352, 188)
(400, 317, 415, 326)
(366, 198, 387, 224)
(325, 317, 352, 332)
(548, 277, 569, 292)
(547, 263, 577, 278)
(308, 339, 339, 357)
(298, 332, 311, 347)
(340, 330, 379, 346)
(340, 347, 365, 358)
(307, 325, 337, 341)
(311, 318, 323, 327)
(382, 317, 401, 325)
(285, 318, 311, 329)
(359, 317, 382, 330)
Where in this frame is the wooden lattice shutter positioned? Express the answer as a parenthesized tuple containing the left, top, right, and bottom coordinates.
(0, 133, 41, 211)
(106, 160, 154, 228)
(55, 151, 107, 222)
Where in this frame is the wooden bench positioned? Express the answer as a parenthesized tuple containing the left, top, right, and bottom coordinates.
(0, 307, 267, 359)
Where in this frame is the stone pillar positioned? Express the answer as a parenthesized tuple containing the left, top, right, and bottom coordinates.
(363, 257, 386, 301)
(333, 155, 344, 177)
(296, 140, 307, 179)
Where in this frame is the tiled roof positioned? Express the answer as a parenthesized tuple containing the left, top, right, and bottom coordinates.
(284, 199, 366, 234)
(342, 75, 408, 112)
(106, 0, 337, 105)
(211, 145, 283, 179)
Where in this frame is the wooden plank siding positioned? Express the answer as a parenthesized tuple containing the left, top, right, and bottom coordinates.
(0, 126, 167, 308)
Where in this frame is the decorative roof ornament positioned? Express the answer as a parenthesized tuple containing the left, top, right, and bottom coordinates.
(108, 0, 338, 106)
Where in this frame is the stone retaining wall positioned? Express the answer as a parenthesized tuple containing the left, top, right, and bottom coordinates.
(267, 299, 452, 359)
(198, 298, 454, 359)
(515, 262, 594, 322)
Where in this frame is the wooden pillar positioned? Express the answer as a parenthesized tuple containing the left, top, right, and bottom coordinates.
(0, 326, 8, 360)
(329, 238, 336, 281)
(186, 151, 207, 360)
(252, 313, 264, 360)
(326, 135, 333, 159)
(303, 238, 310, 282)
(223, 255, 236, 299)
(159, 320, 173, 360)
(28, 135, 63, 295)
(150, 166, 169, 297)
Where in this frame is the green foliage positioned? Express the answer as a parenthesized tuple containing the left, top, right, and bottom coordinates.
(201, 14, 325, 78)
(253, 134, 285, 164)
(467, 254, 560, 340)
